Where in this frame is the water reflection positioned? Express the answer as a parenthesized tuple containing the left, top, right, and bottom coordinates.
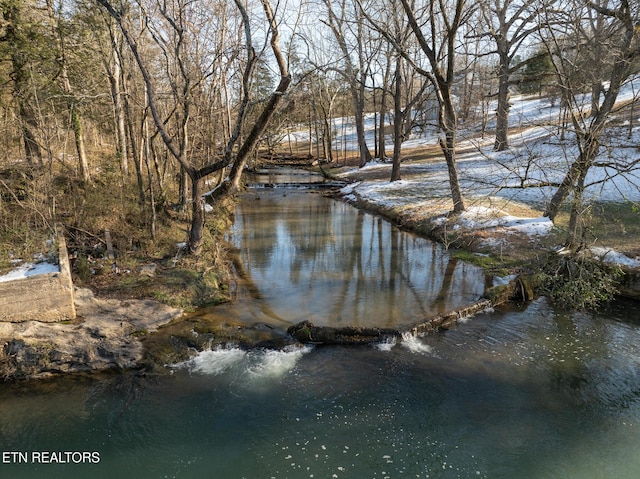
(245, 167, 327, 185)
(227, 190, 486, 329)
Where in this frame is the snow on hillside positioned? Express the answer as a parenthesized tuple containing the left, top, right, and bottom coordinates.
(324, 78, 640, 267)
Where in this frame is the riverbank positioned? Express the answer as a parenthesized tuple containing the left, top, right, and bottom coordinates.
(322, 147, 640, 304)
(0, 288, 182, 380)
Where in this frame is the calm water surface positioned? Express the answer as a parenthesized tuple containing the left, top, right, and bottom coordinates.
(221, 190, 486, 330)
(2, 188, 640, 479)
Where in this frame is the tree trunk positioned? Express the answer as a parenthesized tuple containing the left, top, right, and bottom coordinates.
(18, 102, 43, 166)
(5, 0, 43, 166)
(544, 134, 599, 220)
(188, 175, 205, 255)
(106, 31, 128, 176)
(320, 107, 333, 163)
(440, 129, 465, 213)
(351, 86, 372, 167)
(494, 61, 511, 151)
(47, 0, 90, 182)
(71, 106, 90, 182)
(378, 93, 387, 160)
(440, 89, 465, 213)
(123, 92, 145, 205)
(591, 81, 602, 118)
(142, 118, 157, 239)
(179, 166, 189, 209)
(564, 166, 588, 251)
(391, 59, 402, 182)
(378, 55, 391, 161)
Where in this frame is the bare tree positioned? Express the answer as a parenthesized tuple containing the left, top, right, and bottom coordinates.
(398, 0, 472, 212)
(541, 0, 640, 249)
(46, 0, 92, 182)
(97, 0, 291, 255)
(295, 35, 345, 163)
(320, 0, 375, 167)
(101, 17, 129, 177)
(1, 0, 44, 165)
(359, 0, 471, 210)
(477, 0, 542, 151)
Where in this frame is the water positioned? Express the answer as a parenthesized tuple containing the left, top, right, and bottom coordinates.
(223, 189, 486, 331)
(3, 187, 640, 478)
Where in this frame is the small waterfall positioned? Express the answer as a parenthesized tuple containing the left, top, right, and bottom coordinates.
(177, 345, 247, 375)
(400, 331, 434, 355)
(245, 345, 314, 379)
(175, 344, 313, 381)
(373, 336, 397, 351)
(371, 331, 434, 354)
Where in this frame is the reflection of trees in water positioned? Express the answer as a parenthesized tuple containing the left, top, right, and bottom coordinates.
(233, 192, 484, 327)
(235, 195, 279, 265)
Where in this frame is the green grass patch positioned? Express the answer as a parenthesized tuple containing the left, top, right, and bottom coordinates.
(452, 249, 500, 268)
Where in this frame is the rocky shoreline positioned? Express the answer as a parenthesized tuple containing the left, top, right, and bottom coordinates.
(0, 288, 182, 380)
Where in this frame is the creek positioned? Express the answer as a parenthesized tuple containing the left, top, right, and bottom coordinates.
(2, 170, 640, 478)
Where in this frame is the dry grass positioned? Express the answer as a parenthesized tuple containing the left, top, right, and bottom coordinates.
(1, 155, 235, 309)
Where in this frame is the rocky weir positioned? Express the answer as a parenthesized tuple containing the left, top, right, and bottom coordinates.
(0, 292, 497, 381)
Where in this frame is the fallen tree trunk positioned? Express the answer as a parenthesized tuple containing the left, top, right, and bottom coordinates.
(287, 321, 401, 345)
(408, 299, 492, 336)
(287, 299, 493, 345)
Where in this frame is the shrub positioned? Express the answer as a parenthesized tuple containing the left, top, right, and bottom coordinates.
(538, 253, 623, 311)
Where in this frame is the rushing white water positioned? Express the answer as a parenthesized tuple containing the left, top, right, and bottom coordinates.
(372, 332, 436, 354)
(373, 336, 397, 351)
(177, 344, 313, 381)
(177, 345, 247, 375)
(245, 345, 314, 379)
(401, 332, 435, 355)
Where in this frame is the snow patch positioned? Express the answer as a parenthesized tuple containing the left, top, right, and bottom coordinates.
(0, 262, 60, 283)
(589, 247, 640, 268)
(457, 206, 553, 237)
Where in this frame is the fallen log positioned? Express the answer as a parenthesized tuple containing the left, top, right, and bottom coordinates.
(287, 299, 493, 345)
(287, 321, 401, 345)
(408, 299, 493, 336)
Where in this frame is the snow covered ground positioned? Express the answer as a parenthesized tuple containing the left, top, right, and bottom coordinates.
(328, 78, 640, 268)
